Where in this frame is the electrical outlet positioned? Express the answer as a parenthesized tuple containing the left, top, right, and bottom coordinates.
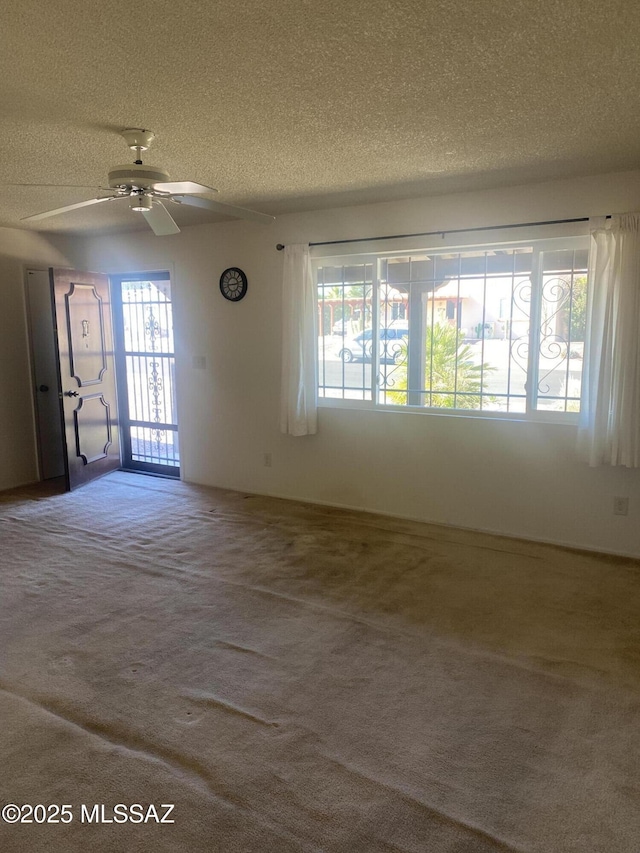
(263, 453, 272, 468)
(613, 496, 629, 516)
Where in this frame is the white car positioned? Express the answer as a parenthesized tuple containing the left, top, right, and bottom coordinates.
(338, 327, 408, 363)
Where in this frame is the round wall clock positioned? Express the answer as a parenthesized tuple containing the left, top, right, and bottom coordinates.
(219, 267, 248, 301)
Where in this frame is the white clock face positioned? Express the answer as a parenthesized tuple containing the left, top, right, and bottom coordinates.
(220, 268, 247, 301)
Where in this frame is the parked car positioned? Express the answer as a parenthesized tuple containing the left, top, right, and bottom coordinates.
(332, 319, 350, 335)
(338, 327, 408, 363)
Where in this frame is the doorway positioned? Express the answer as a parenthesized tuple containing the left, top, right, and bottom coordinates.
(111, 272, 180, 477)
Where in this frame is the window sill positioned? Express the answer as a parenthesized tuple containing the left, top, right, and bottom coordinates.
(318, 397, 580, 426)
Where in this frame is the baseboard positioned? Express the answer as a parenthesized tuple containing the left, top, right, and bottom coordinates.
(184, 477, 640, 563)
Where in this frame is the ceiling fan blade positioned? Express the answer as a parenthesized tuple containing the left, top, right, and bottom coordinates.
(21, 195, 121, 222)
(171, 194, 274, 225)
(153, 180, 217, 195)
(1, 183, 104, 189)
(142, 201, 181, 236)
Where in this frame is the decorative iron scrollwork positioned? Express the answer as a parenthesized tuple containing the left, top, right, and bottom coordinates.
(148, 360, 166, 452)
(537, 276, 571, 394)
(145, 306, 162, 347)
(509, 277, 532, 377)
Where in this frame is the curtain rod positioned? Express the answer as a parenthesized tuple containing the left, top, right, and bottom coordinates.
(275, 216, 596, 251)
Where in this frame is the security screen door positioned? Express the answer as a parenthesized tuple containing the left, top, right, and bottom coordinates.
(111, 272, 180, 476)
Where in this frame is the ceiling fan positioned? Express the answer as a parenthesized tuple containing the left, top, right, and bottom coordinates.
(15, 128, 274, 235)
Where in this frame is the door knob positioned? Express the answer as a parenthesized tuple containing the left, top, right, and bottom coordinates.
(39, 384, 49, 392)
(64, 390, 80, 397)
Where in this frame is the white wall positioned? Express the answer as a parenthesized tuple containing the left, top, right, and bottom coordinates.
(0, 228, 76, 490)
(73, 170, 640, 556)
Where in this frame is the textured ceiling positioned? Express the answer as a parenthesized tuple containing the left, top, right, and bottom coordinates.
(2, 0, 640, 236)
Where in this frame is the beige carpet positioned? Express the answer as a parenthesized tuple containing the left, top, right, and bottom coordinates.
(0, 471, 639, 852)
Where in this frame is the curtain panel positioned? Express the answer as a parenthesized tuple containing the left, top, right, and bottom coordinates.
(578, 214, 640, 467)
(280, 244, 318, 436)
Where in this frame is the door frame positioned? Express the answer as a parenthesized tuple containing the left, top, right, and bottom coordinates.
(24, 268, 66, 481)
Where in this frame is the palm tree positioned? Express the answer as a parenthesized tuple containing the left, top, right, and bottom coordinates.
(387, 323, 494, 409)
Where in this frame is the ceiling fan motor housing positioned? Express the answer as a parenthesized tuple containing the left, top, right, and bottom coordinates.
(108, 163, 171, 190)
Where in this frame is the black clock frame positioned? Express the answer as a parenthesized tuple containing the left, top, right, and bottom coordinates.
(219, 267, 248, 301)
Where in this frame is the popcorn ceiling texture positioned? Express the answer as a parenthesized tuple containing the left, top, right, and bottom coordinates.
(1, 0, 640, 234)
(1, 471, 640, 851)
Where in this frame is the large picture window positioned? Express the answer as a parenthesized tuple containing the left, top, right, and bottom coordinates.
(316, 236, 588, 417)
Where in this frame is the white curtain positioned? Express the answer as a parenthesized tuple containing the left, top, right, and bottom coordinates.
(280, 244, 318, 436)
(578, 213, 640, 467)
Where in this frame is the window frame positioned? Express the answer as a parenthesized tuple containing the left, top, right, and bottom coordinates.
(314, 233, 589, 423)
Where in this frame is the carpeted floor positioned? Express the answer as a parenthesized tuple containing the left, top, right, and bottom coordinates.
(0, 471, 639, 852)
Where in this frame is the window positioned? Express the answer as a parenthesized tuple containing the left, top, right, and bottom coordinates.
(316, 236, 588, 417)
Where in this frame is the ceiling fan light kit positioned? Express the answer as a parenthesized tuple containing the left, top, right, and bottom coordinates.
(129, 194, 153, 212)
(15, 128, 274, 236)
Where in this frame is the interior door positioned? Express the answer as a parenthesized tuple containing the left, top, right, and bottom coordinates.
(51, 268, 120, 489)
